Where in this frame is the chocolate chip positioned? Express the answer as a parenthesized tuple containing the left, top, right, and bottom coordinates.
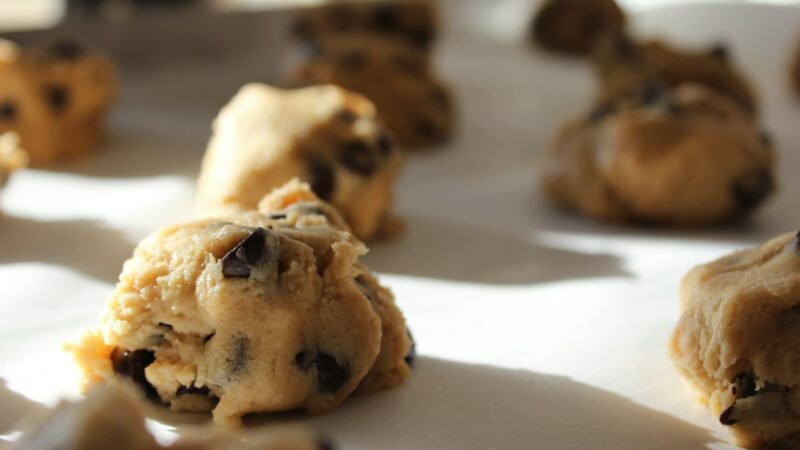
(314, 352, 349, 393)
(317, 437, 337, 450)
(269, 213, 287, 220)
(308, 159, 335, 200)
(613, 35, 639, 61)
(589, 102, 616, 123)
(732, 169, 774, 211)
(666, 102, 685, 116)
(0, 101, 16, 121)
(339, 50, 367, 70)
(404, 328, 416, 368)
(759, 131, 773, 147)
(292, 19, 314, 40)
(709, 43, 729, 62)
(226, 335, 250, 378)
(355, 275, 376, 302)
(336, 109, 357, 123)
(157, 322, 172, 330)
(431, 88, 451, 111)
(44, 85, 69, 113)
(639, 81, 663, 106)
(372, 4, 400, 31)
(46, 39, 85, 61)
(732, 373, 757, 399)
(719, 404, 738, 426)
(204, 333, 215, 344)
(339, 140, 378, 176)
(409, 29, 434, 48)
(221, 228, 268, 279)
(377, 133, 394, 155)
(295, 350, 312, 370)
(416, 119, 443, 140)
(111, 348, 157, 398)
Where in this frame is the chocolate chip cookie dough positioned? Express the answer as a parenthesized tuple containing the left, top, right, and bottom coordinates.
(593, 35, 757, 114)
(69, 180, 413, 427)
(16, 383, 330, 450)
(541, 83, 774, 225)
(530, 0, 627, 55)
(0, 132, 27, 189)
(197, 84, 404, 241)
(289, 33, 453, 149)
(670, 231, 800, 449)
(0, 39, 115, 167)
(293, 0, 438, 51)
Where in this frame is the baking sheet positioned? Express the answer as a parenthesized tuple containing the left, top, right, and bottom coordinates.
(3, 1, 800, 449)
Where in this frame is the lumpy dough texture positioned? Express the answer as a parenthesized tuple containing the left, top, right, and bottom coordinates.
(593, 35, 756, 114)
(69, 180, 413, 427)
(530, 0, 626, 55)
(293, 0, 438, 51)
(290, 34, 454, 149)
(542, 83, 774, 225)
(670, 231, 800, 449)
(16, 383, 329, 450)
(197, 84, 403, 241)
(0, 39, 115, 166)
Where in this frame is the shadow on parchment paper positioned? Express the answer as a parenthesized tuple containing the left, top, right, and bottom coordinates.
(53, 125, 208, 181)
(0, 377, 47, 435)
(0, 215, 135, 283)
(236, 357, 720, 450)
(364, 215, 629, 285)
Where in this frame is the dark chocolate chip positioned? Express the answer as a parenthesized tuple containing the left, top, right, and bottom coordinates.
(732, 170, 774, 211)
(719, 404, 738, 426)
(336, 109, 357, 123)
(46, 39, 85, 60)
(225, 335, 250, 378)
(409, 29, 434, 48)
(292, 19, 314, 40)
(308, 159, 336, 200)
(339, 50, 367, 70)
(221, 228, 268, 279)
(372, 4, 401, 31)
(176, 384, 210, 397)
(377, 133, 394, 155)
(0, 101, 16, 121)
(613, 35, 639, 61)
(44, 85, 69, 114)
(204, 333, 215, 344)
(416, 119, 443, 140)
(295, 349, 313, 370)
(317, 436, 337, 450)
(404, 328, 416, 368)
(314, 352, 349, 393)
(709, 43, 729, 62)
(639, 81, 663, 106)
(111, 348, 157, 398)
(732, 373, 757, 399)
(339, 140, 378, 176)
(759, 131, 773, 147)
(269, 213, 287, 220)
(589, 102, 616, 123)
(157, 322, 173, 330)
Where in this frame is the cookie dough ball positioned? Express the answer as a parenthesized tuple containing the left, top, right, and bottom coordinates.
(530, 0, 626, 55)
(0, 39, 115, 166)
(293, 0, 438, 50)
(542, 83, 775, 226)
(16, 383, 329, 450)
(290, 34, 454, 149)
(594, 34, 757, 114)
(69, 180, 413, 427)
(0, 132, 28, 189)
(197, 84, 404, 241)
(670, 231, 800, 449)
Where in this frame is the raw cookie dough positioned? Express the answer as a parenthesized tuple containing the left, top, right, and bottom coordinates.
(69, 180, 413, 427)
(15, 383, 330, 450)
(289, 34, 454, 149)
(530, 0, 627, 55)
(0, 38, 115, 166)
(670, 231, 800, 449)
(196, 83, 404, 241)
(542, 83, 774, 225)
(293, 0, 438, 50)
(593, 34, 757, 114)
(0, 132, 28, 189)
